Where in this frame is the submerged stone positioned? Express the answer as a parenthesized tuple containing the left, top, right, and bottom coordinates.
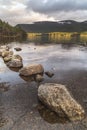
(45, 71, 54, 78)
(14, 47, 22, 51)
(35, 74, 44, 82)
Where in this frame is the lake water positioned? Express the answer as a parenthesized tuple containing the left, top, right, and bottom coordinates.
(0, 42, 87, 130)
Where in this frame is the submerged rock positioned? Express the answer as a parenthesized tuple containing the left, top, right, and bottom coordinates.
(38, 83, 85, 121)
(45, 71, 54, 78)
(35, 74, 44, 82)
(14, 47, 22, 51)
(19, 64, 44, 76)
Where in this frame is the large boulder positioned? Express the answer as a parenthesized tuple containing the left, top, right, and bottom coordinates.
(38, 83, 85, 121)
(19, 64, 44, 76)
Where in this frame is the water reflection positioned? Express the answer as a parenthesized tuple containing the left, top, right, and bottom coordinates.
(0, 42, 87, 129)
(28, 32, 87, 44)
(19, 75, 35, 82)
(0, 37, 26, 45)
(8, 67, 22, 72)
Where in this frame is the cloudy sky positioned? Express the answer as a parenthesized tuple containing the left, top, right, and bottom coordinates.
(0, 0, 87, 25)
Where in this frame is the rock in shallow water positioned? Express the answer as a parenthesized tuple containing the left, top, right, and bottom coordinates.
(35, 74, 44, 82)
(38, 83, 85, 121)
(19, 64, 44, 76)
(14, 47, 22, 51)
(6, 54, 23, 68)
(45, 71, 54, 78)
(12, 55, 22, 61)
(0, 45, 9, 56)
(2, 51, 13, 58)
(4, 55, 12, 62)
(7, 60, 23, 68)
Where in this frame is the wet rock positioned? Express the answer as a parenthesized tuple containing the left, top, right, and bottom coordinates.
(0, 45, 9, 50)
(3, 54, 22, 63)
(38, 83, 85, 121)
(0, 51, 2, 56)
(19, 64, 44, 76)
(45, 71, 54, 78)
(5, 54, 22, 67)
(0, 47, 9, 56)
(38, 103, 67, 124)
(2, 51, 13, 58)
(14, 47, 22, 51)
(9, 67, 21, 72)
(35, 74, 44, 82)
(7, 60, 23, 68)
(20, 75, 35, 82)
(12, 54, 22, 61)
(3, 55, 12, 62)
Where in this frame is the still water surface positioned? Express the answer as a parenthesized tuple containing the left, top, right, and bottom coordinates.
(0, 42, 87, 130)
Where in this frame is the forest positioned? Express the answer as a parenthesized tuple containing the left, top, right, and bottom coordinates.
(0, 19, 26, 41)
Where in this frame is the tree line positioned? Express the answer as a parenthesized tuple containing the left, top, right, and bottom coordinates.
(0, 19, 27, 40)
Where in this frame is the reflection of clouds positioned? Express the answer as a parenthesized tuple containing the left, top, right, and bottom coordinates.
(19, 44, 87, 71)
(1, 43, 87, 79)
(0, 68, 7, 73)
(0, 63, 9, 73)
(23, 57, 48, 62)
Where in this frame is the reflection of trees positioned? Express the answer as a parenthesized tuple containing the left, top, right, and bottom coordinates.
(0, 19, 27, 42)
(28, 32, 87, 44)
(41, 33, 49, 43)
(71, 33, 80, 42)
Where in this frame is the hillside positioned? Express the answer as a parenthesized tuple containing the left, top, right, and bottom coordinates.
(17, 20, 87, 33)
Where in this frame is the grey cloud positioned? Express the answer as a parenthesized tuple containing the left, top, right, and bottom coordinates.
(0, 0, 87, 25)
(27, 0, 87, 14)
(0, 0, 27, 6)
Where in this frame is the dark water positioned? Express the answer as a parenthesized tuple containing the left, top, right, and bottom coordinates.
(0, 42, 87, 130)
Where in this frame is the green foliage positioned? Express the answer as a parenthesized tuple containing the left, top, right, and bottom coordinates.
(0, 19, 27, 39)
